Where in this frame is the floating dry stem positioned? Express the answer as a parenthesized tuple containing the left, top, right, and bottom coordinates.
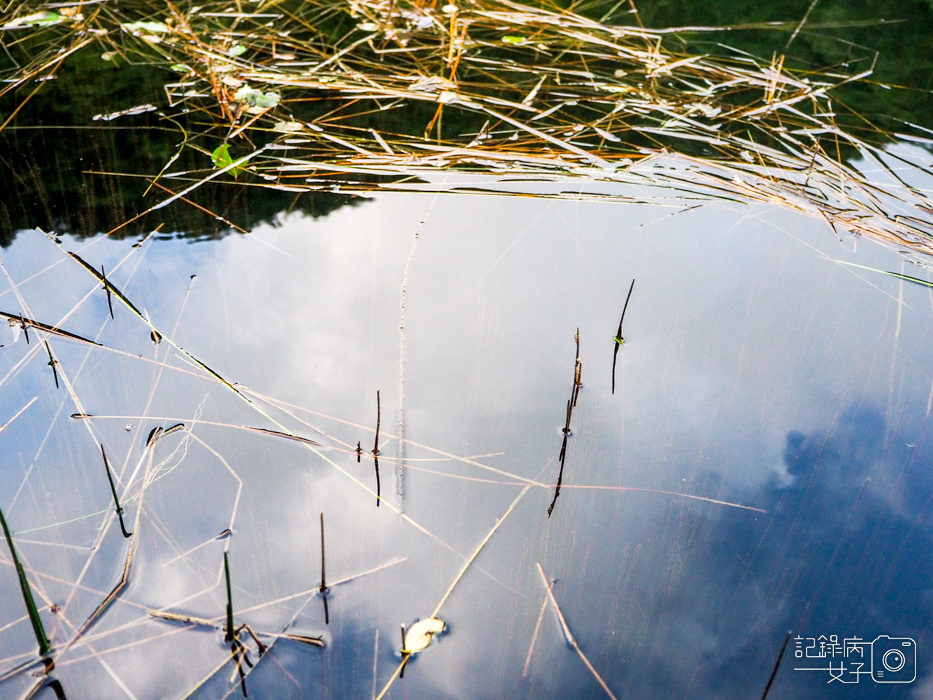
(536, 563, 618, 700)
(0, 311, 100, 347)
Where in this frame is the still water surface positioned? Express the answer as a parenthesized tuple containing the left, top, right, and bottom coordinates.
(2, 162, 933, 697)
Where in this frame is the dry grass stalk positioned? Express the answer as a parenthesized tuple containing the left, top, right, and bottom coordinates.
(0, 0, 930, 259)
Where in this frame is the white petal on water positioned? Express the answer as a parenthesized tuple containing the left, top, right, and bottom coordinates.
(405, 617, 446, 653)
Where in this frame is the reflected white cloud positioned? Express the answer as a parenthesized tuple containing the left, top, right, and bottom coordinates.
(1, 171, 933, 697)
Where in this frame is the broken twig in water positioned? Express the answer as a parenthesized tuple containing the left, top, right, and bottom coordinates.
(612, 279, 635, 395)
(100, 445, 133, 538)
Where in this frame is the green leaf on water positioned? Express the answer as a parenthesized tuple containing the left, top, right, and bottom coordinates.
(211, 144, 244, 178)
(234, 85, 280, 109)
(501, 35, 527, 45)
(227, 44, 247, 57)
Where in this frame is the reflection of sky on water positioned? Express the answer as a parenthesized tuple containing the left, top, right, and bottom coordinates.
(1, 167, 932, 698)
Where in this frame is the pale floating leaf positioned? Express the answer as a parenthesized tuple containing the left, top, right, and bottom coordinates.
(93, 104, 157, 122)
(227, 44, 247, 57)
(358, 22, 378, 31)
(234, 85, 281, 111)
(123, 20, 170, 34)
(593, 126, 621, 142)
(273, 121, 304, 133)
(409, 75, 458, 93)
(405, 617, 446, 653)
(3, 11, 63, 29)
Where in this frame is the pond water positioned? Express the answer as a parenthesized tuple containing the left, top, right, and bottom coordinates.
(2, 157, 933, 698)
(3, 0, 933, 697)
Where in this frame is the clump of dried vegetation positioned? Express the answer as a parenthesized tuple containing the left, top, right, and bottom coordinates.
(2, 0, 933, 258)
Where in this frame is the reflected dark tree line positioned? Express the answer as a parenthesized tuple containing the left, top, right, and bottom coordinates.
(1, 0, 931, 246)
(0, 52, 359, 246)
(636, 0, 933, 131)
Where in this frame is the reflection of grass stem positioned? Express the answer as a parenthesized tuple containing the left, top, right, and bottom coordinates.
(319, 513, 329, 625)
(760, 631, 791, 700)
(100, 446, 132, 539)
(612, 279, 634, 395)
(399, 624, 409, 679)
(536, 563, 618, 700)
(0, 507, 50, 657)
(549, 398, 573, 518)
(224, 552, 235, 643)
(0, 311, 100, 347)
(572, 328, 582, 407)
(43, 340, 59, 389)
(833, 260, 933, 288)
(373, 390, 381, 507)
(100, 265, 113, 319)
(21, 676, 66, 700)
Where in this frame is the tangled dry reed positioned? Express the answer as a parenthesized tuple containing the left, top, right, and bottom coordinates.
(2, 0, 933, 260)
